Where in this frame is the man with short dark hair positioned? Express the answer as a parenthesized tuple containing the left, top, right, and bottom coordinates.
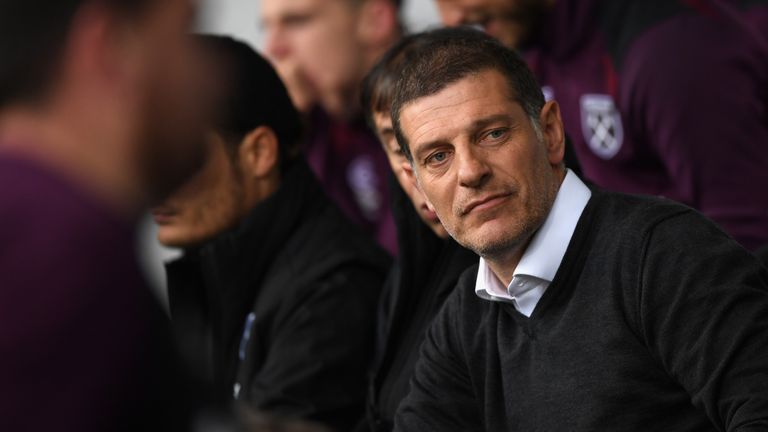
(261, 0, 404, 255)
(435, 0, 768, 251)
(154, 36, 390, 432)
(0, 0, 208, 430)
(391, 28, 768, 431)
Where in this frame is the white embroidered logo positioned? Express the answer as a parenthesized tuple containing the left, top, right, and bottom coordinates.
(580, 94, 624, 160)
(347, 156, 382, 221)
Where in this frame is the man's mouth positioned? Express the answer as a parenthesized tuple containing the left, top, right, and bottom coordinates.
(151, 207, 177, 224)
(420, 204, 440, 222)
(461, 192, 513, 216)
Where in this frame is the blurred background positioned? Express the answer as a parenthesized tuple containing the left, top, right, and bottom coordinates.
(197, 0, 440, 47)
(139, 0, 443, 307)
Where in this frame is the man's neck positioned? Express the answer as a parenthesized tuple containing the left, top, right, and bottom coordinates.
(485, 238, 530, 287)
(0, 107, 143, 221)
(484, 167, 568, 286)
(323, 36, 399, 121)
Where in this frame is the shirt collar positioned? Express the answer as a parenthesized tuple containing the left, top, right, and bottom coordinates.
(475, 169, 592, 301)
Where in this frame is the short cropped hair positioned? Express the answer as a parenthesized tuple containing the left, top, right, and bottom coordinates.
(361, 33, 431, 130)
(196, 35, 302, 171)
(391, 27, 545, 162)
(0, 0, 153, 107)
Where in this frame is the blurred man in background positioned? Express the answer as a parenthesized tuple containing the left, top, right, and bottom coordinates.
(436, 0, 768, 250)
(154, 36, 389, 432)
(261, 0, 403, 255)
(0, 0, 209, 430)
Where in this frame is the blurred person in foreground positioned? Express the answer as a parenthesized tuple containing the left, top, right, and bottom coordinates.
(261, 0, 404, 255)
(391, 28, 768, 431)
(435, 0, 768, 250)
(153, 36, 390, 432)
(353, 34, 478, 432)
(0, 0, 209, 430)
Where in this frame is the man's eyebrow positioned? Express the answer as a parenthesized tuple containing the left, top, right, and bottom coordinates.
(468, 114, 514, 136)
(412, 138, 451, 161)
(411, 114, 516, 161)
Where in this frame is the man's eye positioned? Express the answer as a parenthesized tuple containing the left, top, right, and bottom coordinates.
(282, 13, 313, 28)
(426, 151, 448, 165)
(483, 128, 509, 142)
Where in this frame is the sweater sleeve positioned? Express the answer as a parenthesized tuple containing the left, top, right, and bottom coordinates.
(638, 210, 768, 431)
(394, 283, 484, 432)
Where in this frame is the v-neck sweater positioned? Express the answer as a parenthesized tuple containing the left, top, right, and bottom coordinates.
(395, 189, 768, 431)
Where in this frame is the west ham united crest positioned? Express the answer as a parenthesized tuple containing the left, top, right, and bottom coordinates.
(580, 94, 624, 160)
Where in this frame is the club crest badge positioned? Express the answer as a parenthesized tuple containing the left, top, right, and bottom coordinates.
(580, 94, 624, 160)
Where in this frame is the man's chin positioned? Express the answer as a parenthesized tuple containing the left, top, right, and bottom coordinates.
(461, 223, 530, 260)
(156, 231, 199, 250)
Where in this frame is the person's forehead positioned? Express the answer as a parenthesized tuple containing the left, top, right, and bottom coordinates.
(373, 111, 393, 128)
(401, 70, 519, 144)
(142, 0, 195, 31)
(436, 0, 502, 10)
(261, 0, 346, 19)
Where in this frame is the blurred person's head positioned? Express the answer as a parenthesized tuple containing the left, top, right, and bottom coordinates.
(434, 0, 554, 49)
(0, 0, 210, 213)
(261, 0, 402, 119)
(391, 28, 565, 266)
(154, 36, 303, 249)
(362, 34, 448, 238)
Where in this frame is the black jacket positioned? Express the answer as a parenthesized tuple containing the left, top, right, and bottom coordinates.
(358, 179, 477, 432)
(167, 160, 390, 431)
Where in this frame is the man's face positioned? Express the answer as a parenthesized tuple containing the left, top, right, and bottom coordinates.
(435, 0, 549, 49)
(373, 111, 448, 238)
(153, 133, 248, 249)
(127, 0, 211, 204)
(261, 0, 366, 113)
(398, 69, 562, 259)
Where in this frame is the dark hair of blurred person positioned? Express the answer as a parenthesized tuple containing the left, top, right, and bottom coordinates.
(0, 0, 210, 430)
(259, 0, 405, 255)
(351, 33, 478, 432)
(153, 35, 390, 432)
(436, 0, 768, 251)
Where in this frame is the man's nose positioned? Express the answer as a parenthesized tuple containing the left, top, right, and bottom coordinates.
(264, 27, 290, 61)
(439, 6, 467, 27)
(456, 147, 491, 189)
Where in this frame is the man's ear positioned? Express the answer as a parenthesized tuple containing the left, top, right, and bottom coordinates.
(539, 100, 565, 166)
(238, 126, 279, 178)
(402, 159, 419, 191)
(356, 0, 399, 48)
(61, 3, 130, 105)
(401, 160, 436, 212)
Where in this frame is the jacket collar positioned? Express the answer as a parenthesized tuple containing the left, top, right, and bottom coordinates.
(184, 159, 326, 380)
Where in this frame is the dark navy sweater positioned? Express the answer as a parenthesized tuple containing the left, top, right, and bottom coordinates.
(395, 190, 768, 431)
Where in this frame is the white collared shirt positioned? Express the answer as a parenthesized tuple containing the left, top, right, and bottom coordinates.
(474, 169, 592, 317)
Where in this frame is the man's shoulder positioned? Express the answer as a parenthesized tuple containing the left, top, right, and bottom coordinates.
(590, 189, 694, 232)
(0, 156, 131, 260)
(257, 202, 390, 308)
(284, 199, 391, 273)
(585, 189, 741, 264)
